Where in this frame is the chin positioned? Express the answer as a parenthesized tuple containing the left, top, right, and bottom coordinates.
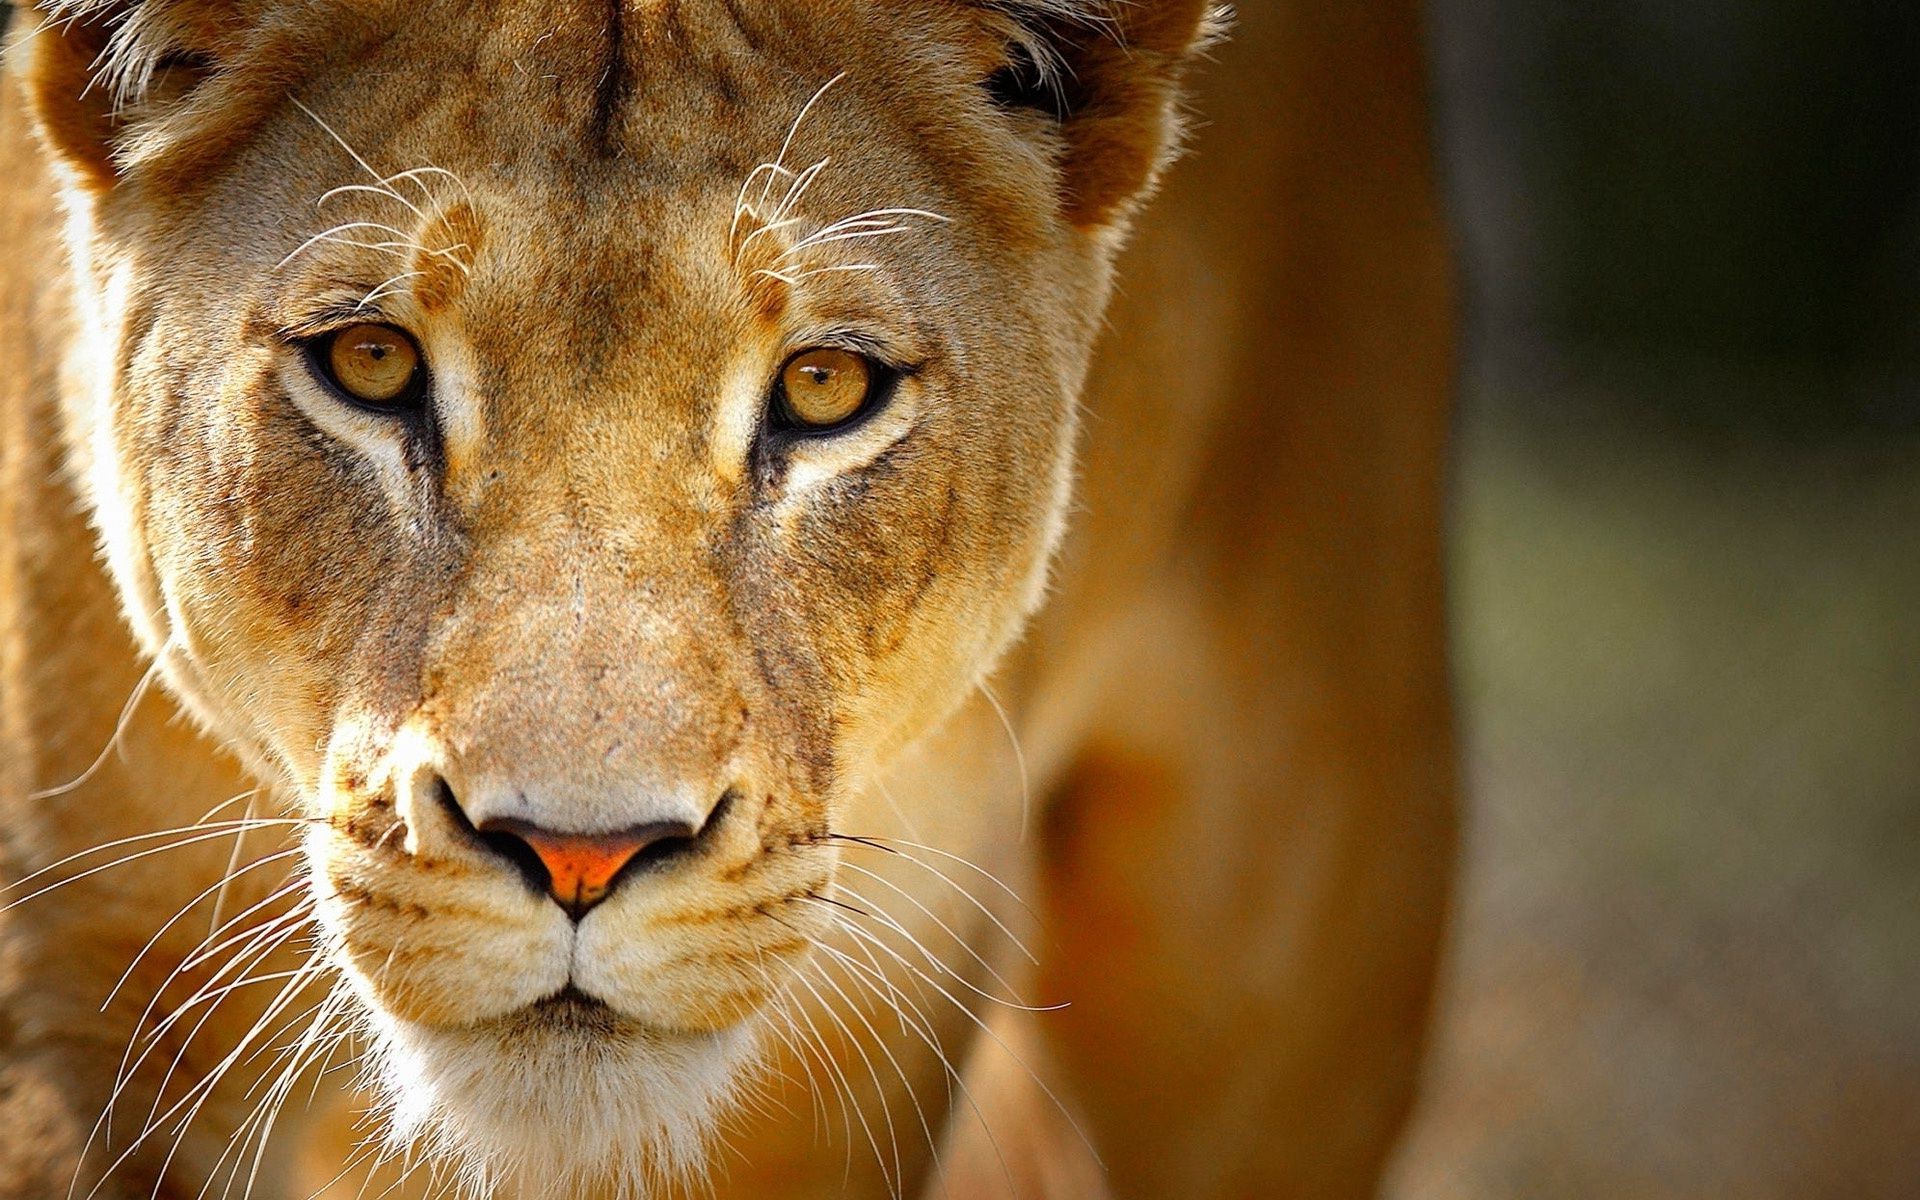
(361, 995, 759, 1200)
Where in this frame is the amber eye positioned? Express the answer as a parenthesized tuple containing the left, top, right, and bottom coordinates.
(777, 347, 876, 430)
(319, 323, 423, 407)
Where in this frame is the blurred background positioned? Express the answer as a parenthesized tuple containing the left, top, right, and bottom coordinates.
(1386, 1, 1920, 1195)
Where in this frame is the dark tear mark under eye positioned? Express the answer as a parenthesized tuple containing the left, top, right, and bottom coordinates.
(747, 360, 916, 495)
(277, 378, 446, 484)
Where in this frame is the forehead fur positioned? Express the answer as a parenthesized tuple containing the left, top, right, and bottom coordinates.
(46, 0, 1119, 105)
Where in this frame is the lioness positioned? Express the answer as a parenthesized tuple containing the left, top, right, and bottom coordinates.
(0, 1, 1454, 1196)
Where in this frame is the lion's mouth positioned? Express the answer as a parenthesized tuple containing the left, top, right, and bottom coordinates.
(525, 982, 624, 1031)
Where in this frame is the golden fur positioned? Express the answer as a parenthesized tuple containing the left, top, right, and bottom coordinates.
(0, 1, 1455, 1197)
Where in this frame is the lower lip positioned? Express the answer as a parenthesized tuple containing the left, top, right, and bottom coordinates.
(530, 983, 618, 1024)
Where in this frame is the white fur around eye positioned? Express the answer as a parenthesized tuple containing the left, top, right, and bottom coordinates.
(777, 374, 921, 497)
(274, 323, 479, 529)
(278, 351, 423, 500)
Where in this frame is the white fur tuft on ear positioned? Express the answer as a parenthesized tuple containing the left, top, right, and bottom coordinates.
(35, 0, 249, 106)
(18, 0, 295, 188)
(959, 0, 1230, 228)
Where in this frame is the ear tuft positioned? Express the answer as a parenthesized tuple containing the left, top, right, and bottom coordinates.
(16, 0, 253, 189)
(969, 0, 1228, 229)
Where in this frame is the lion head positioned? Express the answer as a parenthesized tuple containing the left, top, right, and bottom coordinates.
(17, 0, 1215, 1190)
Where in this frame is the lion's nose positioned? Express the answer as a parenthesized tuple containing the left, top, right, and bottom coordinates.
(473, 816, 699, 919)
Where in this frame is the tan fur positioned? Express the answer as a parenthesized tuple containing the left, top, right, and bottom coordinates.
(0, 1, 1454, 1197)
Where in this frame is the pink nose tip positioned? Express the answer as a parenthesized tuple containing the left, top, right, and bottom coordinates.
(476, 818, 696, 916)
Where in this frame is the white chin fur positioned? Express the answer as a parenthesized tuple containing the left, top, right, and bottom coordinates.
(362, 1004, 757, 1199)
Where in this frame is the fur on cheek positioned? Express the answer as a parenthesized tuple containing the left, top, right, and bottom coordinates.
(359, 1009, 759, 1200)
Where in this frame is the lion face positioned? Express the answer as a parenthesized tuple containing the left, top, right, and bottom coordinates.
(22, 0, 1210, 1188)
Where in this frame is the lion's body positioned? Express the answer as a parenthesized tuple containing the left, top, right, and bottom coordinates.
(0, 2, 1453, 1198)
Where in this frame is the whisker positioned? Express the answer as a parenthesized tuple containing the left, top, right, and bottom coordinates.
(815, 885, 1056, 1020)
(829, 918, 1104, 1170)
(358, 271, 426, 309)
(315, 182, 425, 219)
(205, 794, 264, 939)
(749, 953, 830, 1139)
(291, 99, 418, 210)
(87, 942, 325, 1200)
(110, 898, 316, 1119)
(758, 73, 847, 215)
(799, 955, 924, 1198)
(833, 844, 1041, 966)
(276, 224, 434, 270)
(30, 646, 166, 800)
(834, 867, 1047, 999)
(976, 681, 1032, 835)
(2, 820, 314, 914)
(101, 847, 304, 1013)
(224, 987, 354, 1200)
(767, 156, 832, 226)
(830, 834, 1039, 919)
(786, 962, 900, 1198)
(776, 967, 869, 1187)
(811, 942, 957, 1200)
(809, 937, 1018, 1200)
(750, 264, 879, 287)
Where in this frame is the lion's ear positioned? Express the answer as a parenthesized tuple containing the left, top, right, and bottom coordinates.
(971, 1, 1225, 229)
(16, 1, 258, 190)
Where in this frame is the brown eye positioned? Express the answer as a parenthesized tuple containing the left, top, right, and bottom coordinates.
(321, 323, 423, 406)
(778, 347, 875, 430)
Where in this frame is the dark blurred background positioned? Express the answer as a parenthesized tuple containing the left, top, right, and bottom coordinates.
(1386, 2, 1920, 1196)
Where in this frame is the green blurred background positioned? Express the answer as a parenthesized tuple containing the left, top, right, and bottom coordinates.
(1386, 2, 1920, 1195)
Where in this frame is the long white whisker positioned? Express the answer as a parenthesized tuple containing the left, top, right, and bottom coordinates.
(315, 182, 424, 219)
(810, 937, 1017, 1200)
(801, 953, 924, 1199)
(830, 917, 1104, 1169)
(144, 949, 329, 1158)
(759, 72, 846, 214)
(88, 940, 323, 1200)
(834, 834, 1038, 919)
(358, 271, 426, 309)
(836, 866, 1047, 995)
(786, 962, 899, 1198)
(977, 681, 1032, 835)
(779, 967, 872, 1188)
(31, 648, 165, 800)
(780, 225, 917, 260)
(102, 848, 304, 1014)
(99, 886, 310, 1163)
(205, 794, 261, 941)
(292, 99, 412, 202)
(2, 822, 313, 914)
(809, 942, 952, 1199)
(769, 156, 832, 226)
(85, 896, 305, 1194)
(276, 223, 432, 270)
(751, 264, 879, 287)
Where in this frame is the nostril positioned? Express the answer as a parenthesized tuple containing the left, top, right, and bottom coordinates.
(475, 815, 701, 919)
(430, 776, 733, 918)
(432, 776, 559, 894)
(477, 823, 557, 896)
